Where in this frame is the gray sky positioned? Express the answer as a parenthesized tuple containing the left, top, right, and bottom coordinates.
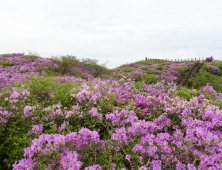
(1, 0, 222, 69)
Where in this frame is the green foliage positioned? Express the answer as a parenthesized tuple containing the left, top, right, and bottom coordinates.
(1, 59, 14, 68)
(177, 65, 189, 77)
(48, 81, 77, 109)
(135, 82, 142, 91)
(41, 69, 64, 78)
(201, 65, 210, 72)
(123, 68, 134, 72)
(205, 74, 222, 93)
(28, 51, 41, 58)
(219, 65, 222, 72)
(133, 73, 161, 85)
(185, 72, 208, 90)
(3, 54, 14, 57)
(21, 75, 78, 109)
(133, 59, 172, 66)
(175, 88, 201, 101)
(145, 75, 162, 84)
(115, 64, 129, 69)
(132, 75, 142, 82)
(146, 70, 157, 74)
(156, 64, 163, 70)
(48, 55, 80, 76)
(0, 117, 33, 169)
(140, 73, 149, 83)
(186, 77, 194, 88)
(80, 58, 112, 78)
(21, 51, 42, 62)
(90, 64, 112, 78)
(201, 90, 217, 102)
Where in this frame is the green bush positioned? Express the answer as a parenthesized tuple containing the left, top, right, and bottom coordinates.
(219, 65, 222, 72)
(80, 58, 112, 78)
(135, 82, 142, 91)
(123, 68, 134, 72)
(146, 70, 157, 74)
(133, 75, 142, 82)
(141, 74, 162, 84)
(156, 64, 163, 71)
(0, 117, 33, 169)
(1, 60, 14, 68)
(185, 72, 208, 90)
(212, 100, 222, 109)
(49, 55, 80, 76)
(201, 65, 210, 72)
(3, 54, 13, 57)
(177, 65, 189, 78)
(175, 88, 201, 101)
(20, 75, 78, 109)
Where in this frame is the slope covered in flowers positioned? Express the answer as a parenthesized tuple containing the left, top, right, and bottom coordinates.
(0, 53, 222, 170)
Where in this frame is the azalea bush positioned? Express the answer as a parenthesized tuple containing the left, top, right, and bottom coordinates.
(0, 53, 222, 170)
(201, 65, 222, 76)
(206, 57, 214, 62)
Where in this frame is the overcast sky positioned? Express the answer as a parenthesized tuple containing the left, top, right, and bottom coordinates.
(1, 0, 222, 69)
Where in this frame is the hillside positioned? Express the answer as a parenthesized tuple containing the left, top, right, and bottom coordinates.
(0, 53, 222, 170)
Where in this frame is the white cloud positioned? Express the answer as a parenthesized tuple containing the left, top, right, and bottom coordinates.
(1, 0, 222, 69)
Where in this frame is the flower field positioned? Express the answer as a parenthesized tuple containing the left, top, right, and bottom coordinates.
(0, 53, 222, 170)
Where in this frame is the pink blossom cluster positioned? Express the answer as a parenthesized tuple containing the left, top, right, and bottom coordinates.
(206, 57, 214, 62)
(13, 128, 105, 170)
(28, 124, 44, 135)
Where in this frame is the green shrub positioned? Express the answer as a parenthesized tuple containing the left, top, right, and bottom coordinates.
(3, 54, 13, 57)
(123, 68, 134, 72)
(185, 72, 208, 90)
(177, 66, 189, 76)
(212, 100, 222, 109)
(141, 74, 162, 84)
(21, 75, 78, 109)
(1, 60, 14, 68)
(80, 58, 111, 78)
(133, 75, 142, 82)
(156, 64, 163, 71)
(0, 117, 33, 169)
(146, 70, 157, 74)
(135, 82, 142, 91)
(201, 65, 210, 72)
(49, 55, 80, 76)
(219, 65, 222, 72)
(175, 88, 201, 101)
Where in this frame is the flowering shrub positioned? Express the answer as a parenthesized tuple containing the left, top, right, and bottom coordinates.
(206, 56, 214, 62)
(208, 65, 222, 75)
(202, 65, 222, 75)
(12, 130, 104, 170)
(201, 65, 210, 72)
(1, 53, 222, 169)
